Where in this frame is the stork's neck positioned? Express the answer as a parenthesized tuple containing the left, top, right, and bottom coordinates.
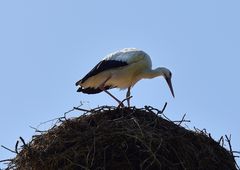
(142, 67, 165, 79)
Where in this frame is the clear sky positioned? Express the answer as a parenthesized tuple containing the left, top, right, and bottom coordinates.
(0, 0, 239, 168)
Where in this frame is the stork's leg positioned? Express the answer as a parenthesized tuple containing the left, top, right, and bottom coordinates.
(99, 77, 124, 107)
(126, 87, 131, 107)
(103, 90, 124, 107)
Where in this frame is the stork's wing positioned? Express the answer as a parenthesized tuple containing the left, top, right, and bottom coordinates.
(76, 85, 113, 94)
(76, 60, 128, 85)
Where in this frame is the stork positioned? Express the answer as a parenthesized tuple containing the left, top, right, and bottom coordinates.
(75, 48, 175, 107)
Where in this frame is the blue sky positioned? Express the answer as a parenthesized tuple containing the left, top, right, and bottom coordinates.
(0, 0, 239, 168)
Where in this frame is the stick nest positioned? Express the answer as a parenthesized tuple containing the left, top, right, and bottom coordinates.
(6, 106, 237, 170)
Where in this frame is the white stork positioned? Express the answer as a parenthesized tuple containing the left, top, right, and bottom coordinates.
(76, 48, 175, 107)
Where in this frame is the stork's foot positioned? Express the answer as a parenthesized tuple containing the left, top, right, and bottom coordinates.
(117, 102, 125, 108)
(117, 96, 132, 108)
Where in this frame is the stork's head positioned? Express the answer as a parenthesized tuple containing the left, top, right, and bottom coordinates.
(160, 67, 175, 98)
(144, 67, 175, 97)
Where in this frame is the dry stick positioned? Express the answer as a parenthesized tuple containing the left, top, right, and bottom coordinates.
(19, 137, 27, 147)
(103, 145, 110, 170)
(161, 102, 168, 113)
(218, 136, 224, 146)
(64, 102, 87, 116)
(144, 102, 167, 116)
(226, 135, 240, 169)
(132, 118, 144, 137)
(15, 140, 19, 154)
(65, 156, 88, 170)
(0, 159, 13, 163)
(63, 108, 75, 118)
(127, 134, 162, 168)
(33, 103, 87, 130)
(158, 102, 174, 122)
(117, 96, 133, 108)
(36, 106, 79, 129)
(37, 117, 59, 129)
(73, 107, 90, 112)
(173, 114, 191, 126)
(225, 135, 233, 155)
(29, 126, 48, 133)
(141, 139, 163, 169)
(232, 151, 240, 156)
(1, 145, 16, 154)
(90, 135, 96, 168)
(144, 106, 156, 115)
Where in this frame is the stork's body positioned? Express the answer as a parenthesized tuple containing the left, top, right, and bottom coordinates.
(76, 48, 174, 107)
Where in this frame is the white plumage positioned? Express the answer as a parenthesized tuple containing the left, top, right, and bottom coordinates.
(76, 48, 174, 107)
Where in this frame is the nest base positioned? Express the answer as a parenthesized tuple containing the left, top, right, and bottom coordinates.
(7, 106, 237, 170)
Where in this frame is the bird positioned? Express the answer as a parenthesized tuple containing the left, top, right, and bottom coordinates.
(75, 48, 175, 107)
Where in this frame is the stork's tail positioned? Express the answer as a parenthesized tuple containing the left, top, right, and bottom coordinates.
(75, 79, 82, 86)
(76, 84, 113, 94)
(77, 87, 103, 94)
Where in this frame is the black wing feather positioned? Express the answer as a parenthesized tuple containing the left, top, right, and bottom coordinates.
(76, 60, 128, 85)
(77, 86, 113, 94)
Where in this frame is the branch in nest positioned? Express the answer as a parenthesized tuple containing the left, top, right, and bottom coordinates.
(73, 107, 91, 112)
(225, 135, 240, 169)
(1, 145, 17, 154)
(161, 102, 168, 113)
(19, 136, 28, 149)
(0, 159, 13, 163)
(172, 114, 191, 126)
(15, 140, 19, 154)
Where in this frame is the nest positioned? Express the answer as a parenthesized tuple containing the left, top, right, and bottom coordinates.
(5, 105, 237, 170)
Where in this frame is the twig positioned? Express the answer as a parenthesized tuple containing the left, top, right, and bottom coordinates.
(132, 118, 144, 137)
(1, 145, 16, 154)
(63, 108, 75, 118)
(73, 107, 90, 112)
(19, 137, 27, 147)
(144, 106, 157, 115)
(224, 135, 240, 169)
(161, 102, 168, 113)
(144, 102, 167, 116)
(218, 136, 224, 146)
(15, 141, 19, 154)
(34, 104, 90, 131)
(172, 114, 190, 126)
(119, 96, 133, 108)
(29, 126, 48, 133)
(232, 151, 240, 158)
(65, 156, 88, 170)
(0, 159, 13, 163)
(90, 135, 96, 168)
(232, 151, 240, 155)
(37, 117, 60, 129)
(225, 135, 233, 154)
